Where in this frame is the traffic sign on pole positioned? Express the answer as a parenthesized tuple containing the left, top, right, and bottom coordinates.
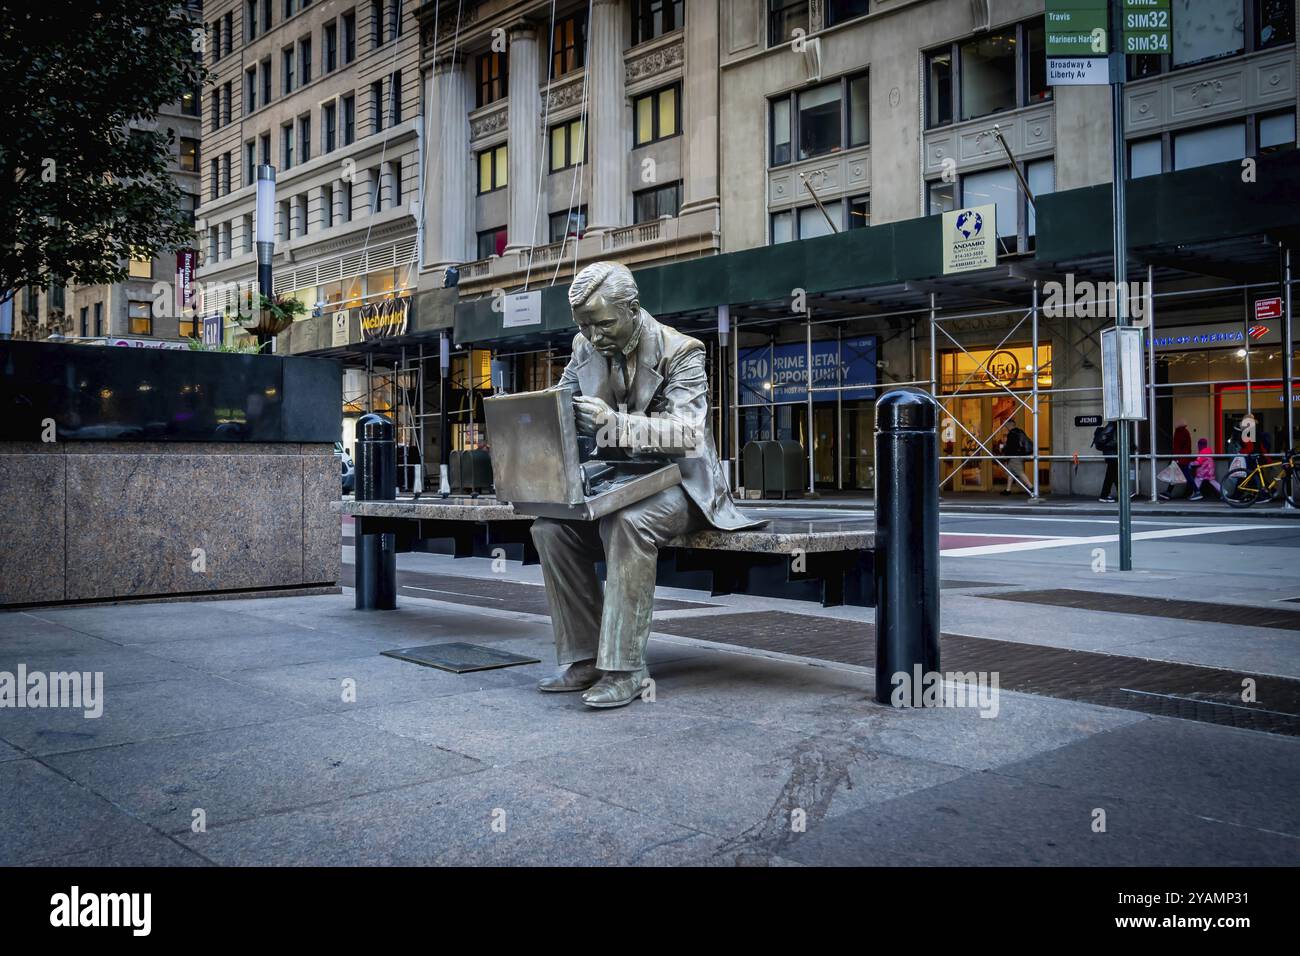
(1121, 0, 1171, 55)
(1046, 1, 1111, 85)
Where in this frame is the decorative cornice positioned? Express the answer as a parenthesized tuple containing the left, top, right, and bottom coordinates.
(469, 101, 509, 141)
(543, 73, 587, 112)
(625, 36, 684, 86)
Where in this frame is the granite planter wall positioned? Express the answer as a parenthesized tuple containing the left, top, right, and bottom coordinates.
(0, 341, 342, 607)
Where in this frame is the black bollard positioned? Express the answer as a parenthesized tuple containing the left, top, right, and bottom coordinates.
(873, 389, 940, 705)
(354, 412, 397, 610)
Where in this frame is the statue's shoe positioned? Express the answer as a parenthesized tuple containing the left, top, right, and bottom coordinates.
(538, 660, 602, 693)
(581, 667, 650, 709)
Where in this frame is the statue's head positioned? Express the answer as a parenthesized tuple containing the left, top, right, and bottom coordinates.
(568, 261, 640, 357)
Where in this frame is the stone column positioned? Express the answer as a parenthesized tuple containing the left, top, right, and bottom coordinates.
(680, 0, 720, 220)
(332, 181, 346, 225)
(308, 185, 325, 233)
(506, 21, 542, 250)
(423, 55, 473, 271)
(587, 0, 627, 233)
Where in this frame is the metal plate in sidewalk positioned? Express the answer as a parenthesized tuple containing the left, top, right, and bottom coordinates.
(381, 642, 541, 673)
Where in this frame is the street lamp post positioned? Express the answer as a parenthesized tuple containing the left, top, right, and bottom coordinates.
(254, 165, 277, 352)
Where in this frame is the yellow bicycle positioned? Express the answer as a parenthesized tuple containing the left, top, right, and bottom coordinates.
(1223, 449, 1300, 508)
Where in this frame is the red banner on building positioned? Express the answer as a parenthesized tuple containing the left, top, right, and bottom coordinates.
(175, 249, 197, 315)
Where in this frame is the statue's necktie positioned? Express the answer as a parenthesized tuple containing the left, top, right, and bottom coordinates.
(611, 354, 629, 408)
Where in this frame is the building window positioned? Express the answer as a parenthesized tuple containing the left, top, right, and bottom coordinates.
(128, 302, 153, 336)
(283, 46, 295, 95)
(477, 51, 508, 108)
(633, 84, 679, 146)
(324, 21, 338, 72)
(282, 123, 294, 170)
(389, 160, 403, 206)
(93, 302, 103, 336)
(79, 307, 88, 337)
(769, 71, 867, 166)
(222, 82, 232, 125)
(848, 194, 870, 229)
(261, 58, 272, 105)
(262, 0, 272, 31)
(245, 141, 256, 185)
(370, 80, 384, 133)
(1174, 0, 1244, 68)
(633, 180, 681, 223)
(181, 83, 199, 117)
(549, 118, 586, 171)
(1129, 137, 1164, 178)
(49, 283, 65, 311)
(1173, 120, 1247, 170)
(323, 101, 337, 153)
(342, 94, 356, 144)
(247, 1, 258, 41)
(221, 152, 231, 193)
(549, 207, 587, 243)
(322, 183, 334, 228)
(209, 90, 219, 132)
(298, 115, 311, 165)
(259, 132, 271, 165)
(299, 36, 313, 86)
(245, 67, 258, 113)
(179, 137, 199, 171)
(209, 158, 219, 200)
(925, 18, 1050, 129)
(632, 0, 684, 45)
(371, 0, 383, 47)
(181, 192, 198, 227)
(341, 179, 353, 222)
(343, 10, 357, 63)
(825, 0, 869, 28)
(1259, 0, 1296, 48)
(477, 226, 507, 259)
(768, 0, 808, 48)
(212, 19, 222, 64)
(551, 12, 586, 79)
(477, 144, 507, 193)
(223, 11, 233, 56)
(1260, 110, 1296, 152)
(279, 199, 290, 240)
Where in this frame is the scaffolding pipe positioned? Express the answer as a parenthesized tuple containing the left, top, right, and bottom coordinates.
(1032, 280, 1040, 499)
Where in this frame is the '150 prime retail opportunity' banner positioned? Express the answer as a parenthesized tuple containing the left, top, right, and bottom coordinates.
(738, 336, 878, 404)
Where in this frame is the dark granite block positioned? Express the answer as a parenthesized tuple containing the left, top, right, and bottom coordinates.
(0, 451, 66, 605)
(65, 450, 304, 600)
(302, 445, 340, 584)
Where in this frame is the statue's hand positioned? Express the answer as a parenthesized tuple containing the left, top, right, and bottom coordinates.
(573, 395, 613, 436)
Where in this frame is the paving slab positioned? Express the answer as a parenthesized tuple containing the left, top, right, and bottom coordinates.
(779, 766, 1298, 866)
(178, 767, 712, 866)
(0, 674, 312, 756)
(347, 683, 717, 766)
(31, 603, 294, 645)
(21, 833, 212, 867)
(44, 713, 485, 835)
(225, 652, 540, 713)
(514, 718, 969, 843)
(0, 759, 159, 866)
(989, 717, 1300, 838)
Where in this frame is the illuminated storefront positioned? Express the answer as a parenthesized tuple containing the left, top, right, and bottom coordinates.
(938, 343, 1053, 492)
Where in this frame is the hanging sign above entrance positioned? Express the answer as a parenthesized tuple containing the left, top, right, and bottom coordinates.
(942, 204, 998, 275)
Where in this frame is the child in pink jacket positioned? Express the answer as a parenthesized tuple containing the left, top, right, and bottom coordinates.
(1189, 438, 1220, 500)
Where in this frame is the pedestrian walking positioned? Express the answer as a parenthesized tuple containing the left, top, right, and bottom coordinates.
(1093, 420, 1119, 502)
(1000, 420, 1032, 495)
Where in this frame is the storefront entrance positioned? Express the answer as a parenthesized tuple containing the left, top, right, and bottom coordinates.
(938, 343, 1052, 493)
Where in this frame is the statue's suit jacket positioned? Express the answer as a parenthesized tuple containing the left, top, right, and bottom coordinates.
(553, 310, 762, 531)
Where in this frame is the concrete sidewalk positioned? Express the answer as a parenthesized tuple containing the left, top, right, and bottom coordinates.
(3, 586, 1297, 866)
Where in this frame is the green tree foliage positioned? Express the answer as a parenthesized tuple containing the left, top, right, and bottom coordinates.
(0, 1, 207, 298)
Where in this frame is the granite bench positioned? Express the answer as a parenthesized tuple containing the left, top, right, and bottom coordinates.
(335, 497, 874, 608)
